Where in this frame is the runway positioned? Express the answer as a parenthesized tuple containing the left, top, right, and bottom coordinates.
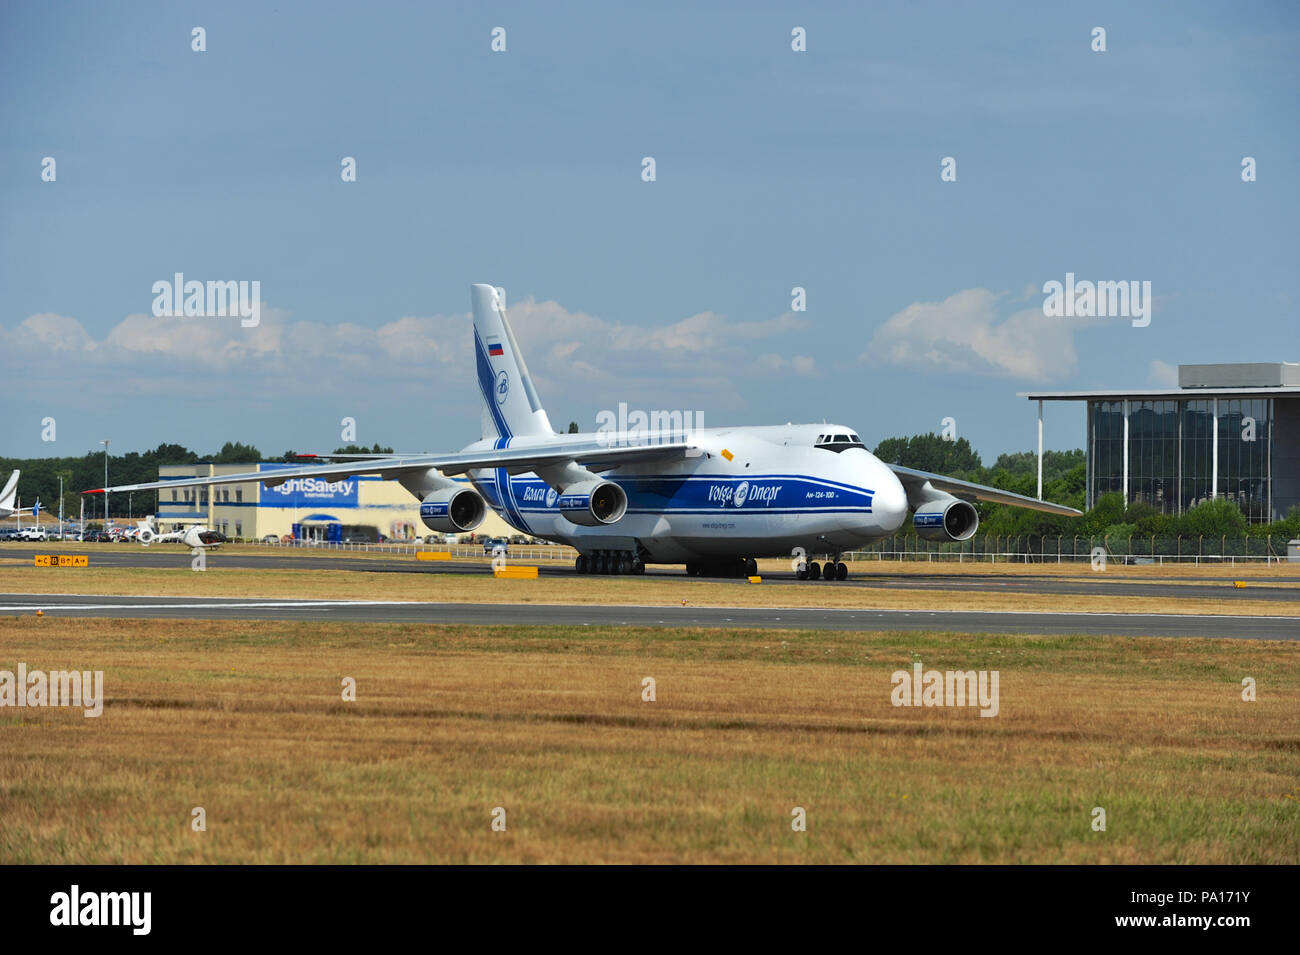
(7, 546, 1300, 602)
(2, 592, 1298, 638)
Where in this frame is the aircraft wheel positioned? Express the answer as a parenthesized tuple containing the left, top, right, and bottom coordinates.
(796, 567, 808, 580)
(685, 561, 697, 577)
(617, 558, 631, 575)
(807, 561, 820, 580)
(576, 555, 588, 574)
(632, 560, 645, 575)
(745, 558, 757, 576)
(822, 561, 836, 581)
(835, 561, 848, 581)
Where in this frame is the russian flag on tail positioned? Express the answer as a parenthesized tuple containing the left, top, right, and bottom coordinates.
(487, 338, 504, 357)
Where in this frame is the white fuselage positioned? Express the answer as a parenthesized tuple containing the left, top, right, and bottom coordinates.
(461, 423, 907, 562)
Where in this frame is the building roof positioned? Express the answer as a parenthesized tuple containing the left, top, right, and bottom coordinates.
(1019, 386, 1300, 401)
(1020, 362, 1300, 401)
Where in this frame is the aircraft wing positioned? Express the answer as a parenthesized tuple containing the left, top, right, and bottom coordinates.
(82, 440, 695, 495)
(888, 464, 1083, 517)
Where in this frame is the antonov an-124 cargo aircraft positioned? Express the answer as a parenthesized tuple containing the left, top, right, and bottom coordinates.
(87, 284, 1079, 580)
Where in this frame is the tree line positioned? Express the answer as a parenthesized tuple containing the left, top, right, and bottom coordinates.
(4, 433, 1296, 540)
(0, 442, 389, 519)
(873, 432, 1300, 541)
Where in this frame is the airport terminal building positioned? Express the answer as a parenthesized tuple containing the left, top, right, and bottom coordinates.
(154, 463, 515, 541)
(1022, 362, 1300, 522)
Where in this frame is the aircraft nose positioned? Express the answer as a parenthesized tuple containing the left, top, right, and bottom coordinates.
(871, 465, 908, 534)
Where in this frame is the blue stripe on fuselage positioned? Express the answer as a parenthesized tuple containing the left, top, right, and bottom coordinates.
(491, 473, 873, 516)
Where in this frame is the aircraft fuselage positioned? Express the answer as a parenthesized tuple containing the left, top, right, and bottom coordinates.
(464, 423, 908, 561)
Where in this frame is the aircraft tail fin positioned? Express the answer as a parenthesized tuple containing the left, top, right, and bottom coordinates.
(470, 284, 554, 441)
(0, 470, 18, 510)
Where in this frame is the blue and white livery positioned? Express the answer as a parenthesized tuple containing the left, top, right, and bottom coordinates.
(87, 284, 1080, 579)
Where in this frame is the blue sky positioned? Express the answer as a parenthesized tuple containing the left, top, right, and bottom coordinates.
(2, 1, 1296, 462)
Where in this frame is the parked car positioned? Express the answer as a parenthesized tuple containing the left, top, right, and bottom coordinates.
(509, 534, 528, 545)
(261, 534, 280, 544)
(18, 527, 48, 541)
(482, 536, 509, 555)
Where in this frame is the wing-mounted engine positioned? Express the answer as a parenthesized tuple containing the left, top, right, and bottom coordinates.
(906, 481, 979, 542)
(536, 462, 627, 527)
(419, 485, 487, 533)
(397, 468, 487, 534)
(557, 479, 627, 526)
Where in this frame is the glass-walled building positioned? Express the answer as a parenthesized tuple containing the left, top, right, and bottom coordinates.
(1024, 363, 1300, 523)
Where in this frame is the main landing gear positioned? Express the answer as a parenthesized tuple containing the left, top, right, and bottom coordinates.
(796, 558, 848, 582)
(576, 551, 645, 575)
(684, 557, 758, 579)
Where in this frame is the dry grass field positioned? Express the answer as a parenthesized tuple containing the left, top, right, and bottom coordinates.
(2, 616, 1297, 864)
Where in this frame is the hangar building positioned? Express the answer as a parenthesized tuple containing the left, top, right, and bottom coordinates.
(154, 463, 516, 541)
(1022, 362, 1300, 522)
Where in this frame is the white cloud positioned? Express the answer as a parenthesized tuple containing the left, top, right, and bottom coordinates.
(1, 296, 811, 412)
(862, 287, 1100, 383)
(17, 313, 97, 353)
(754, 352, 816, 375)
(1148, 359, 1179, 388)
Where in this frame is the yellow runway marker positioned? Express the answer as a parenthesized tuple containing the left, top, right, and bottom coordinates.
(493, 566, 539, 579)
(34, 555, 89, 568)
(415, 551, 452, 561)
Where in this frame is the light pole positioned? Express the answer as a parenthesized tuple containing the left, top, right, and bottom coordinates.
(100, 439, 110, 528)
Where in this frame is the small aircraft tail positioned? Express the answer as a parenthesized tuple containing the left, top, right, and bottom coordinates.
(470, 284, 554, 441)
(0, 470, 18, 511)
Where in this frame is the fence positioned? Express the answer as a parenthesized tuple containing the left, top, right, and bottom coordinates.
(245, 535, 1296, 564)
(843, 534, 1297, 565)
(247, 538, 579, 562)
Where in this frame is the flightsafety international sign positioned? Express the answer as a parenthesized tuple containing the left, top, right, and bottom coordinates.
(257, 465, 360, 507)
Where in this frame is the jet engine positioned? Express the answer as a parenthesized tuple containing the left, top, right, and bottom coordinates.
(557, 479, 627, 526)
(420, 486, 487, 533)
(912, 493, 979, 542)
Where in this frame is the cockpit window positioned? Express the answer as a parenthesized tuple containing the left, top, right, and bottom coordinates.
(814, 432, 866, 453)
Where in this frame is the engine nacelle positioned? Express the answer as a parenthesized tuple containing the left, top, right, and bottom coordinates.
(420, 486, 486, 533)
(558, 480, 627, 526)
(912, 494, 979, 542)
